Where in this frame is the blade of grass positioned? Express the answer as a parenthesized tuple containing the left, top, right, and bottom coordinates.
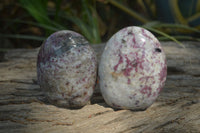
(156, 23, 200, 33)
(107, 0, 149, 23)
(19, 0, 49, 24)
(143, 21, 200, 33)
(3, 19, 60, 32)
(63, 0, 101, 44)
(67, 16, 93, 42)
(89, 5, 101, 43)
(92, 16, 101, 43)
(54, 0, 62, 22)
(80, 0, 101, 43)
(142, 21, 161, 28)
(158, 35, 200, 41)
(19, 0, 66, 31)
(0, 34, 46, 41)
(143, 26, 185, 48)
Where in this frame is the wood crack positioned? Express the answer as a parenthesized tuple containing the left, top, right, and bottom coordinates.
(119, 123, 148, 133)
(88, 110, 113, 118)
(154, 117, 185, 129)
(0, 117, 73, 126)
(181, 100, 199, 108)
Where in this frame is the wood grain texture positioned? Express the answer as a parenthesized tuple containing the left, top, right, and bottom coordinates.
(0, 42, 199, 133)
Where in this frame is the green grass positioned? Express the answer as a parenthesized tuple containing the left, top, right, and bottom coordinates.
(1, 0, 199, 46)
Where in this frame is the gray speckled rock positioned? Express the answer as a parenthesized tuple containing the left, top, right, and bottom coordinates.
(99, 26, 167, 110)
(37, 30, 97, 108)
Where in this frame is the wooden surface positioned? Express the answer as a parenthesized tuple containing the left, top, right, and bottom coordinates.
(0, 42, 200, 133)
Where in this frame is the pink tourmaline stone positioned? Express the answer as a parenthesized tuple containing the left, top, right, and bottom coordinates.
(99, 26, 167, 110)
(37, 30, 97, 108)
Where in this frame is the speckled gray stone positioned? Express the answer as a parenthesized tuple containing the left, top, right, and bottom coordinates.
(37, 30, 97, 108)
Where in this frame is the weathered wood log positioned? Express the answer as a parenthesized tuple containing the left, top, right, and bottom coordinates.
(0, 42, 199, 133)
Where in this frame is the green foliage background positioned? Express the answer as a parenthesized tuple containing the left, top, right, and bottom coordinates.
(0, 0, 200, 48)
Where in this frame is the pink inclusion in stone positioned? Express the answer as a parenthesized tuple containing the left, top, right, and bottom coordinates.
(123, 56, 135, 77)
(140, 86, 152, 97)
(114, 54, 123, 71)
(132, 34, 136, 44)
